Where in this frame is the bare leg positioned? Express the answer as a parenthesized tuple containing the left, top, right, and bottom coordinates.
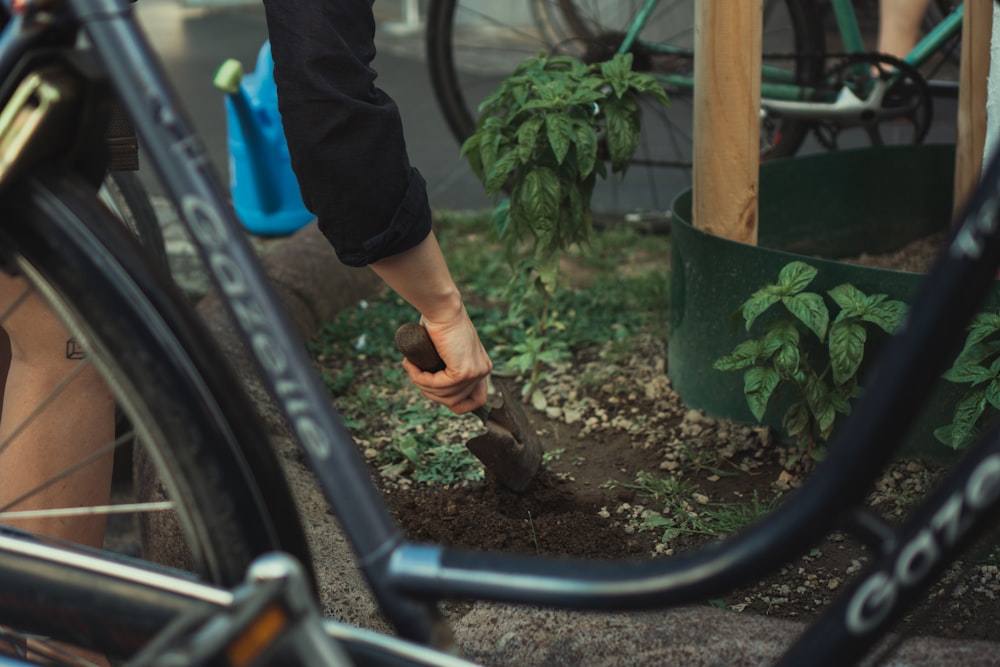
(0, 273, 114, 548)
(877, 0, 934, 59)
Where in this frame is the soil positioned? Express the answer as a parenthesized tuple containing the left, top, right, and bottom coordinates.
(332, 230, 1000, 647)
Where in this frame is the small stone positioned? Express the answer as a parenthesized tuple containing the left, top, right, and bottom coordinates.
(563, 406, 583, 424)
(684, 409, 704, 423)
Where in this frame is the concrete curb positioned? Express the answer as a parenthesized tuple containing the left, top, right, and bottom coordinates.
(196, 222, 382, 433)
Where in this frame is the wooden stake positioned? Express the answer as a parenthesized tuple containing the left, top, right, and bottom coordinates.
(692, 0, 762, 245)
(953, 0, 992, 217)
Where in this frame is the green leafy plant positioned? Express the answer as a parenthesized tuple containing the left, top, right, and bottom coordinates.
(393, 435, 484, 485)
(460, 51, 669, 399)
(713, 261, 907, 456)
(936, 313, 1000, 450)
(603, 472, 781, 544)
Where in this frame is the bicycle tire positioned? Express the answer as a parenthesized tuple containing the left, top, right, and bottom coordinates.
(426, 0, 824, 221)
(100, 170, 170, 274)
(0, 167, 311, 659)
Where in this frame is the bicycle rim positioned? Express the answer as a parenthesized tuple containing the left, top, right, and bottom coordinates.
(0, 168, 311, 661)
(99, 170, 170, 275)
(427, 0, 822, 222)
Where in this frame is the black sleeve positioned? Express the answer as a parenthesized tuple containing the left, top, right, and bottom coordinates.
(263, 0, 432, 266)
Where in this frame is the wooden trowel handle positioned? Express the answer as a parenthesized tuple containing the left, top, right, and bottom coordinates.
(395, 322, 493, 426)
(394, 322, 446, 373)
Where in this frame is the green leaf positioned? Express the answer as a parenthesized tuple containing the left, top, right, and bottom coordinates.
(537, 259, 559, 293)
(942, 363, 994, 386)
(933, 424, 953, 447)
(628, 70, 670, 106)
(742, 292, 780, 331)
(744, 367, 780, 421)
(396, 434, 421, 466)
(773, 343, 801, 378)
(491, 198, 511, 238)
(827, 283, 866, 314)
(516, 116, 544, 162)
(761, 320, 799, 357)
(545, 113, 573, 164)
(828, 320, 867, 385)
(776, 261, 817, 295)
(782, 292, 829, 341)
(601, 102, 639, 171)
(567, 87, 605, 110)
(484, 151, 520, 194)
(460, 133, 482, 171)
(598, 53, 633, 98)
(713, 339, 764, 371)
(988, 380, 1000, 411)
(518, 166, 560, 241)
(476, 85, 511, 119)
(861, 300, 906, 334)
(783, 401, 811, 439)
(815, 400, 837, 439)
(802, 373, 828, 416)
(832, 376, 861, 406)
(828, 390, 852, 415)
(950, 389, 988, 449)
(954, 340, 1000, 370)
(966, 312, 1000, 348)
(572, 119, 598, 179)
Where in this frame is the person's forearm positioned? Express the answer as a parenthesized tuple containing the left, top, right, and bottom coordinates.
(370, 231, 491, 413)
(369, 232, 465, 325)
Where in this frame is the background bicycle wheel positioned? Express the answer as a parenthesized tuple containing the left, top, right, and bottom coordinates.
(427, 0, 822, 226)
(0, 167, 311, 661)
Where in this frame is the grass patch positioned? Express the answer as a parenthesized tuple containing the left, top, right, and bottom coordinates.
(604, 471, 782, 545)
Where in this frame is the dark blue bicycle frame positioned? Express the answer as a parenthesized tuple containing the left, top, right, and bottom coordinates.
(1, 0, 999, 664)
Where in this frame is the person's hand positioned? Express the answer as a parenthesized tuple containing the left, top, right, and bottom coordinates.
(400, 309, 492, 415)
(368, 231, 492, 413)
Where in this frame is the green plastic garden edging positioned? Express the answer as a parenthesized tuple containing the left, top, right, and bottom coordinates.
(668, 143, 1000, 460)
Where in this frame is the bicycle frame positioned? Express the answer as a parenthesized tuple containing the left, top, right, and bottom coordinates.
(2, 0, 1000, 664)
(830, 0, 963, 71)
(0, 0, 445, 648)
(614, 0, 962, 105)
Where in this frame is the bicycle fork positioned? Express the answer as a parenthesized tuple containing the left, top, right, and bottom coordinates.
(0, 50, 114, 191)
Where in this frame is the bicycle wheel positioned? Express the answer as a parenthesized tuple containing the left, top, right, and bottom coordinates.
(100, 170, 170, 274)
(427, 0, 823, 222)
(0, 167, 311, 660)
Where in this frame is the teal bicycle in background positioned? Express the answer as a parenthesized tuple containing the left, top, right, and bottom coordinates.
(427, 0, 963, 221)
(758, 0, 961, 150)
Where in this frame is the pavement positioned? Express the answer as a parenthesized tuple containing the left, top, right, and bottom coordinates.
(133, 2, 990, 665)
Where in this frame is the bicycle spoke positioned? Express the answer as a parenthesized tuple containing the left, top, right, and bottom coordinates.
(0, 428, 171, 518)
(0, 360, 90, 460)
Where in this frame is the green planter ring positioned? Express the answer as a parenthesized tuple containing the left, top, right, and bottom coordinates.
(668, 143, 1000, 460)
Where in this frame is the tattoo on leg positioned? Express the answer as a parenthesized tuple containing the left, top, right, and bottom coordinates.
(66, 338, 85, 360)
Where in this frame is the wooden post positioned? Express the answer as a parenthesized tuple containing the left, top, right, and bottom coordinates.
(953, 0, 992, 217)
(692, 0, 762, 245)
